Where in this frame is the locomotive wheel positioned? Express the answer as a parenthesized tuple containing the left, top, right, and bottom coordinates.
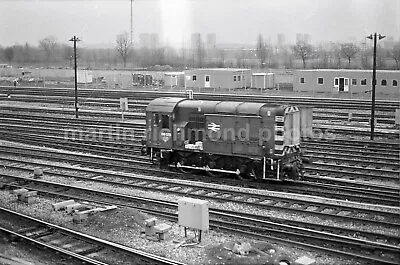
(174, 153, 189, 174)
(204, 155, 225, 178)
(238, 164, 247, 179)
(238, 162, 257, 179)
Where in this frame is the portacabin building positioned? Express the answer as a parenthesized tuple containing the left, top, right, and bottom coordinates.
(184, 68, 251, 90)
(293, 69, 399, 96)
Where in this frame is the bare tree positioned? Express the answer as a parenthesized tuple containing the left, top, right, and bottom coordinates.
(39, 36, 58, 63)
(376, 47, 387, 70)
(4, 47, 14, 62)
(23, 43, 32, 63)
(235, 48, 245, 68)
(333, 45, 343, 68)
(389, 43, 400, 70)
(341, 43, 359, 67)
(292, 41, 313, 69)
(196, 35, 205, 68)
(116, 32, 130, 68)
(218, 49, 225, 68)
(153, 47, 166, 65)
(256, 34, 268, 68)
(61, 44, 74, 68)
(360, 46, 371, 69)
(315, 45, 329, 68)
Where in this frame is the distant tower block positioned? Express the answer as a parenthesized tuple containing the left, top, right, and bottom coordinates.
(191, 33, 201, 50)
(206, 33, 217, 50)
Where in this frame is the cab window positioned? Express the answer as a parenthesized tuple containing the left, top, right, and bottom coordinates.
(161, 114, 169, 128)
(154, 113, 159, 125)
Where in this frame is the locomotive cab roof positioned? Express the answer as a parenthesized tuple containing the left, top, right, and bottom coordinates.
(146, 97, 186, 113)
(147, 97, 295, 117)
(177, 99, 220, 114)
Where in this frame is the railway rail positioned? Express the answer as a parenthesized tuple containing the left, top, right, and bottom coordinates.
(0, 143, 399, 212)
(1, 119, 398, 184)
(1, 93, 398, 128)
(0, 111, 398, 183)
(1, 110, 398, 155)
(1, 103, 398, 138)
(0, 207, 185, 265)
(1, 172, 399, 265)
(0, 144, 399, 221)
(2, 110, 398, 154)
(1, 86, 399, 111)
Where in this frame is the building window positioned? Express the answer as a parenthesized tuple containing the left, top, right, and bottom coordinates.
(393, 80, 398, 87)
(361, 79, 367, 86)
(352, 78, 357, 85)
(300, 77, 305, 84)
(238, 76, 241, 81)
(233, 76, 237, 81)
(192, 75, 196, 81)
(381, 79, 387, 86)
(317, 77, 323, 84)
(205, 75, 209, 82)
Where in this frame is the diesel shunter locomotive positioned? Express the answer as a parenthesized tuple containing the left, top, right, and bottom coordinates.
(143, 97, 308, 180)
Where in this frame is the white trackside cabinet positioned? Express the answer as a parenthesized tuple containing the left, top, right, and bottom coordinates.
(178, 197, 209, 231)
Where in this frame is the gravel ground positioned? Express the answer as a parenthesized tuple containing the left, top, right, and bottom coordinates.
(0, 142, 398, 264)
(0, 190, 358, 265)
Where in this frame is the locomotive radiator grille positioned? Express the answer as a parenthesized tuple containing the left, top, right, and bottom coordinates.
(274, 115, 285, 154)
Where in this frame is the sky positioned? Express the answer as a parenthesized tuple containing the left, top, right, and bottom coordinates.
(0, 0, 399, 48)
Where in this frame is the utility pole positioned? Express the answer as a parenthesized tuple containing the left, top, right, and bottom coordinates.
(366, 33, 385, 140)
(130, 0, 134, 87)
(69, 36, 81, 118)
(131, 0, 133, 48)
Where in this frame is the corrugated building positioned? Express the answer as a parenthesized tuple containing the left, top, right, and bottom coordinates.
(251, 73, 275, 89)
(164, 72, 184, 87)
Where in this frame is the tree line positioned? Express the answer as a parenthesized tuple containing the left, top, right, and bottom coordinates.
(1, 34, 399, 70)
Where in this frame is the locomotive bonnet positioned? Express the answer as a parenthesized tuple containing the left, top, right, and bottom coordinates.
(143, 97, 308, 180)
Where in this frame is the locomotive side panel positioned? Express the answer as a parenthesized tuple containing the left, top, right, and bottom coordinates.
(232, 116, 262, 156)
(204, 114, 263, 157)
(203, 115, 233, 155)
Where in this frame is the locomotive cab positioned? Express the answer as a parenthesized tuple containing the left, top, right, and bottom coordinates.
(145, 97, 185, 165)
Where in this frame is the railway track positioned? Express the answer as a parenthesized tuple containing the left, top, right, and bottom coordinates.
(0, 207, 185, 265)
(1, 110, 398, 152)
(0, 142, 399, 208)
(1, 86, 399, 111)
(1, 102, 398, 138)
(1, 171, 399, 265)
(1, 133, 399, 205)
(0, 110, 398, 182)
(1, 93, 398, 128)
(1, 118, 398, 185)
